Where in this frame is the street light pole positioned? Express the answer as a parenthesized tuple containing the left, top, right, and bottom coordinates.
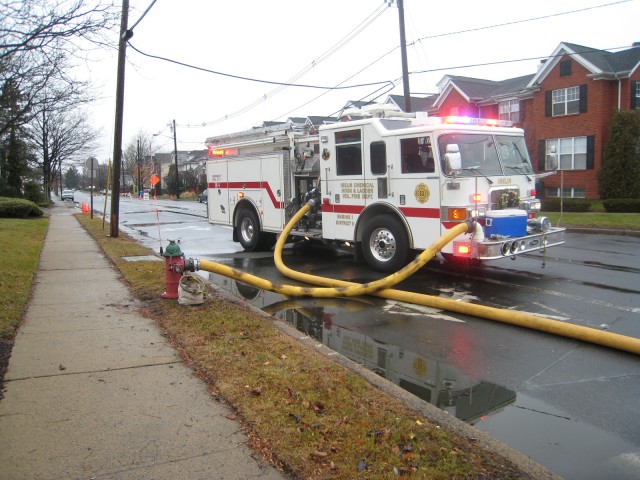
(172, 119, 180, 199)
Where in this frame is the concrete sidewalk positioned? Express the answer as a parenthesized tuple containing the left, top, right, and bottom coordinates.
(0, 204, 286, 480)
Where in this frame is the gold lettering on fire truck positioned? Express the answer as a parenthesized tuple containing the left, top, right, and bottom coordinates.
(498, 177, 512, 185)
(414, 183, 430, 204)
(412, 357, 427, 377)
(340, 182, 374, 200)
(336, 214, 354, 226)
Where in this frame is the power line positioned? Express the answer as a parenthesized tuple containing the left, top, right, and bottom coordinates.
(129, 0, 159, 31)
(128, 42, 392, 91)
(410, 0, 633, 44)
(128, 3, 389, 129)
(409, 44, 635, 76)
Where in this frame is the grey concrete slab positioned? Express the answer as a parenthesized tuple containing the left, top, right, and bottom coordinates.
(15, 303, 146, 333)
(27, 276, 132, 306)
(6, 323, 179, 380)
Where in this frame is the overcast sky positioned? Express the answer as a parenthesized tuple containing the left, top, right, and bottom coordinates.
(81, 0, 638, 162)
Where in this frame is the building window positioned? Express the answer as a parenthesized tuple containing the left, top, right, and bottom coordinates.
(545, 187, 585, 199)
(559, 59, 572, 77)
(545, 137, 587, 170)
(498, 100, 520, 123)
(634, 81, 640, 110)
(335, 129, 362, 176)
(552, 86, 580, 116)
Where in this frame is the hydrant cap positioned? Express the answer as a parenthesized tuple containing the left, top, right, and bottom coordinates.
(163, 240, 184, 258)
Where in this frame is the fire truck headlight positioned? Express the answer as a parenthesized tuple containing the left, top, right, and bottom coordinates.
(522, 199, 541, 212)
(468, 207, 486, 219)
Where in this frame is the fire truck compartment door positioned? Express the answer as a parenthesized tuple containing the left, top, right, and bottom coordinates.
(323, 128, 366, 241)
(259, 154, 284, 231)
(207, 160, 229, 225)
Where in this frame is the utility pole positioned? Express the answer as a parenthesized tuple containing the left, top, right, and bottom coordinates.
(172, 119, 180, 199)
(396, 0, 411, 112)
(110, 0, 130, 238)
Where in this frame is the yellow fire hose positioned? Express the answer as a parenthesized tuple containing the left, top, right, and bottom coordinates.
(190, 200, 640, 355)
(269, 202, 640, 356)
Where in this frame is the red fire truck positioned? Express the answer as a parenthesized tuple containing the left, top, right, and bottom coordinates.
(204, 105, 564, 272)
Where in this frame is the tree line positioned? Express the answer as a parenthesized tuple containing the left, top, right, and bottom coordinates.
(0, 0, 117, 203)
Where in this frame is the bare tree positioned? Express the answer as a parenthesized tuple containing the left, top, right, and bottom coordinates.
(122, 131, 154, 193)
(0, 0, 118, 136)
(29, 106, 99, 199)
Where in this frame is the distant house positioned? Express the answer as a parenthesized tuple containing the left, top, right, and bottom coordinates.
(411, 41, 640, 200)
(385, 94, 437, 113)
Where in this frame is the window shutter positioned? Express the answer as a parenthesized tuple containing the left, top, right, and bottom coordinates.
(538, 140, 546, 170)
(545, 91, 552, 117)
(632, 81, 638, 110)
(579, 84, 588, 113)
(586, 135, 595, 169)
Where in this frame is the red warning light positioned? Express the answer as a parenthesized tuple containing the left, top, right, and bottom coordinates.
(456, 244, 471, 255)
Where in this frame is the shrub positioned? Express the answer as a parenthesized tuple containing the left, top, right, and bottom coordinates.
(541, 198, 591, 212)
(602, 198, 640, 213)
(23, 182, 46, 205)
(598, 111, 640, 199)
(0, 197, 44, 218)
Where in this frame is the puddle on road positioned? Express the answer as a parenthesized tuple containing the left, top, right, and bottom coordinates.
(206, 272, 515, 424)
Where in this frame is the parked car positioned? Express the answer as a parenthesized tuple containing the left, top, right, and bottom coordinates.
(61, 189, 74, 201)
(198, 189, 208, 203)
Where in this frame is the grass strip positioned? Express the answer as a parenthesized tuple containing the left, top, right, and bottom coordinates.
(544, 212, 640, 230)
(0, 217, 48, 339)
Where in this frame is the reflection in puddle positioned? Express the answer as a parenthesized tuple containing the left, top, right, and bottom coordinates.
(210, 274, 516, 424)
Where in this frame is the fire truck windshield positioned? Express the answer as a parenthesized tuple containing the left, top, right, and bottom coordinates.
(495, 135, 534, 174)
(438, 133, 533, 176)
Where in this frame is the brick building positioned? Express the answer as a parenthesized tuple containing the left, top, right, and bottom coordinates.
(407, 42, 640, 200)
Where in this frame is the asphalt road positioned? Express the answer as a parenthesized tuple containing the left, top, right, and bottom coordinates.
(73, 192, 640, 480)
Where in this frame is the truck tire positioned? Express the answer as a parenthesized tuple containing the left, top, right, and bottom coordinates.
(236, 208, 261, 251)
(361, 214, 409, 272)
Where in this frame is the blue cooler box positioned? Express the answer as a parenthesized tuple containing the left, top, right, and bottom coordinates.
(483, 210, 527, 237)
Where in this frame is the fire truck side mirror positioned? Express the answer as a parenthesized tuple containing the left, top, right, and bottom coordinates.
(444, 144, 462, 174)
(548, 146, 558, 170)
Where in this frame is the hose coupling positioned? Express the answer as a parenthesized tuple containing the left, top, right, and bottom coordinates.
(185, 258, 200, 272)
(464, 218, 476, 233)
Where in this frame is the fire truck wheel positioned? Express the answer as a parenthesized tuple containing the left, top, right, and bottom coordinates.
(237, 208, 262, 251)
(362, 214, 409, 273)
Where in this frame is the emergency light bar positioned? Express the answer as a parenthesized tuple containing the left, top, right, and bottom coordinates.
(412, 116, 513, 128)
(208, 147, 239, 157)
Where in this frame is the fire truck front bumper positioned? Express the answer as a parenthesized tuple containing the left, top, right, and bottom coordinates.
(452, 226, 566, 260)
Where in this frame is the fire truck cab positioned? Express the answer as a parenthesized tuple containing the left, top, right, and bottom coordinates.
(205, 106, 565, 272)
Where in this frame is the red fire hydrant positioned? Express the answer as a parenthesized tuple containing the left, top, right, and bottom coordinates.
(161, 240, 185, 299)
